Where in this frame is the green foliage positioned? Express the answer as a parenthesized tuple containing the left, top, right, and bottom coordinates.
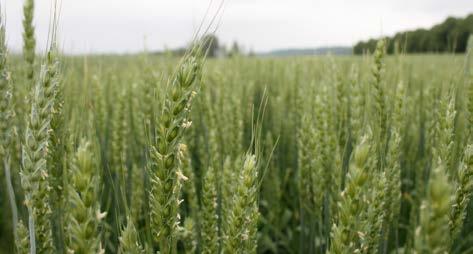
(1, 52, 472, 254)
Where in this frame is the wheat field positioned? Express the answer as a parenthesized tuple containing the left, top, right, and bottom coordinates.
(1, 1, 473, 254)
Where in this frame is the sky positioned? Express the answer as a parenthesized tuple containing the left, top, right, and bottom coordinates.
(2, 0, 473, 54)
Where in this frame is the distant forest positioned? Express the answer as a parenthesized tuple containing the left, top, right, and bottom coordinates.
(354, 14, 473, 54)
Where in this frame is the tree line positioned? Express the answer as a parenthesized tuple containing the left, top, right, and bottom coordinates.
(354, 14, 473, 54)
(157, 34, 247, 58)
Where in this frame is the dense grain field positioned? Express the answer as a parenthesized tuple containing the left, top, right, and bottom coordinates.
(2, 2, 473, 254)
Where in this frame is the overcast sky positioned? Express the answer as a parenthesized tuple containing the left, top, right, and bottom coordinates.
(2, 0, 473, 54)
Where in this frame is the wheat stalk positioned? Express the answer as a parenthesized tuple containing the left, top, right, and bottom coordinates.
(148, 54, 201, 254)
(22, 0, 36, 82)
(65, 141, 104, 253)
